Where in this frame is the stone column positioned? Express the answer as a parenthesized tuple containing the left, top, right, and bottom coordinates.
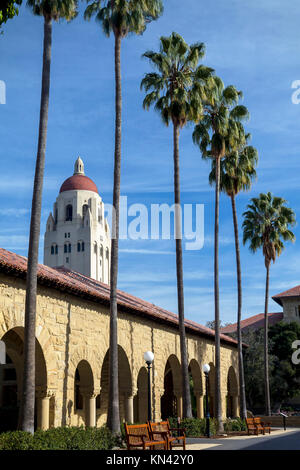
(87, 393, 97, 427)
(175, 392, 183, 419)
(125, 393, 134, 424)
(195, 394, 204, 419)
(153, 387, 164, 422)
(232, 395, 239, 418)
(36, 389, 51, 430)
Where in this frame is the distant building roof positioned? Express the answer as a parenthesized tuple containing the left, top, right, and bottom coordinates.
(0, 248, 238, 347)
(220, 312, 283, 334)
(272, 285, 300, 306)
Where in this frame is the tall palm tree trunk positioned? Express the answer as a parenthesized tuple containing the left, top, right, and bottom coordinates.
(214, 155, 224, 433)
(107, 31, 121, 433)
(264, 262, 271, 416)
(20, 16, 52, 433)
(230, 193, 247, 419)
(173, 123, 192, 418)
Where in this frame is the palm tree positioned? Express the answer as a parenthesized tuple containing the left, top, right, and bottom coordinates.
(21, 0, 78, 434)
(243, 193, 296, 416)
(193, 81, 249, 432)
(84, 0, 163, 433)
(141, 32, 215, 418)
(209, 129, 258, 419)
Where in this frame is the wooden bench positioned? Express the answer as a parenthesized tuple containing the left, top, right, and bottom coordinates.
(124, 423, 167, 450)
(246, 417, 272, 435)
(148, 419, 186, 450)
(254, 417, 271, 434)
(246, 417, 262, 435)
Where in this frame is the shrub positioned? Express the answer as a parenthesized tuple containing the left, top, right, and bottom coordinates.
(0, 430, 34, 450)
(0, 426, 119, 450)
(168, 417, 217, 437)
(224, 418, 246, 433)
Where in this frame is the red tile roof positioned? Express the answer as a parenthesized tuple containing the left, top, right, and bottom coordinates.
(0, 248, 238, 347)
(272, 285, 300, 306)
(59, 174, 98, 194)
(220, 312, 283, 334)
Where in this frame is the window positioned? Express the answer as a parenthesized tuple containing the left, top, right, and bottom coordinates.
(68, 233, 70, 238)
(51, 244, 57, 255)
(78, 241, 85, 252)
(55, 245, 58, 254)
(68, 244, 72, 253)
(65, 204, 73, 222)
(82, 204, 89, 218)
(65, 233, 67, 238)
(66, 257, 69, 263)
(64, 244, 68, 253)
(51, 246, 54, 255)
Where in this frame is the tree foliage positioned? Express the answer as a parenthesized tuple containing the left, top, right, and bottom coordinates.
(243, 192, 296, 268)
(141, 32, 215, 127)
(84, 0, 163, 38)
(0, 0, 22, 29)
(243, 322, 300, 411)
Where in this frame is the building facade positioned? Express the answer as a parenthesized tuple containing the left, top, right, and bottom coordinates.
(0, 248, 239, 430)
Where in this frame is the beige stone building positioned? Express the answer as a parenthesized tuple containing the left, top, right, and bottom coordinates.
(0, 248, 239, 431)
(0, 160, 240, 431)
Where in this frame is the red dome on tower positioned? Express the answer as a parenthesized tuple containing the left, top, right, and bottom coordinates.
(59, 157, 98, 194)
(59, 174, 98, 194)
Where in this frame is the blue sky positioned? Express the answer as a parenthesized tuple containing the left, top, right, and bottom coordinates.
(1, 0, 300, 326)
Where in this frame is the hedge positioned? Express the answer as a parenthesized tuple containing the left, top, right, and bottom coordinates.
(0, 426, 120, 450)
(168, 417, 246, 437)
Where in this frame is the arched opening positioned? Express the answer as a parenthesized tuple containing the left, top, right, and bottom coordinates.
(189, 359, 203, 418)
(100, 346, 132, 423)
(74, 360, 97, 426)
(65, 204, 73, 222)
(227, 366, 238, 418)
(0, 327, 48, 432)
(161, 355, 182, 419)
(134, 367, 148, 423)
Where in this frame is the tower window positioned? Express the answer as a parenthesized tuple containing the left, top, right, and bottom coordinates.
(65, 233, 67, 238)
(66, 257, 69, 263)
(51, 246, 54, 255)
(82, 204, 89, 218)
(77, 241, 85, 252)
(64, 244, 68, 253)
(68, 243, 72, 253)
(51, 244, 58, 255)
(55, 245, 58, 254)
(65, 204, 73, 222)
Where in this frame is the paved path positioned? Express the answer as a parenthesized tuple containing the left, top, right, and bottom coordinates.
(186, 428, 300, 450)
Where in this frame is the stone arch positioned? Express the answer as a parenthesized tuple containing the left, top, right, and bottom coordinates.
(74, 359, 97, 426)
(189, 359, 203, 418)
(161, 354, 181, 419)
(134, 366, 148, 423)
(0, 326, 48, 431)
(227, 366, 238, 418)
(100, 345, 133, 424)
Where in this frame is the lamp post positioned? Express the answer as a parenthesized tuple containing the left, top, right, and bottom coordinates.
(203, 363, 210, 438)
(144, 351, 154, 422)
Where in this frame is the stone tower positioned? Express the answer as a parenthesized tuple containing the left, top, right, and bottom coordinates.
(44, 157, 111, 283)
